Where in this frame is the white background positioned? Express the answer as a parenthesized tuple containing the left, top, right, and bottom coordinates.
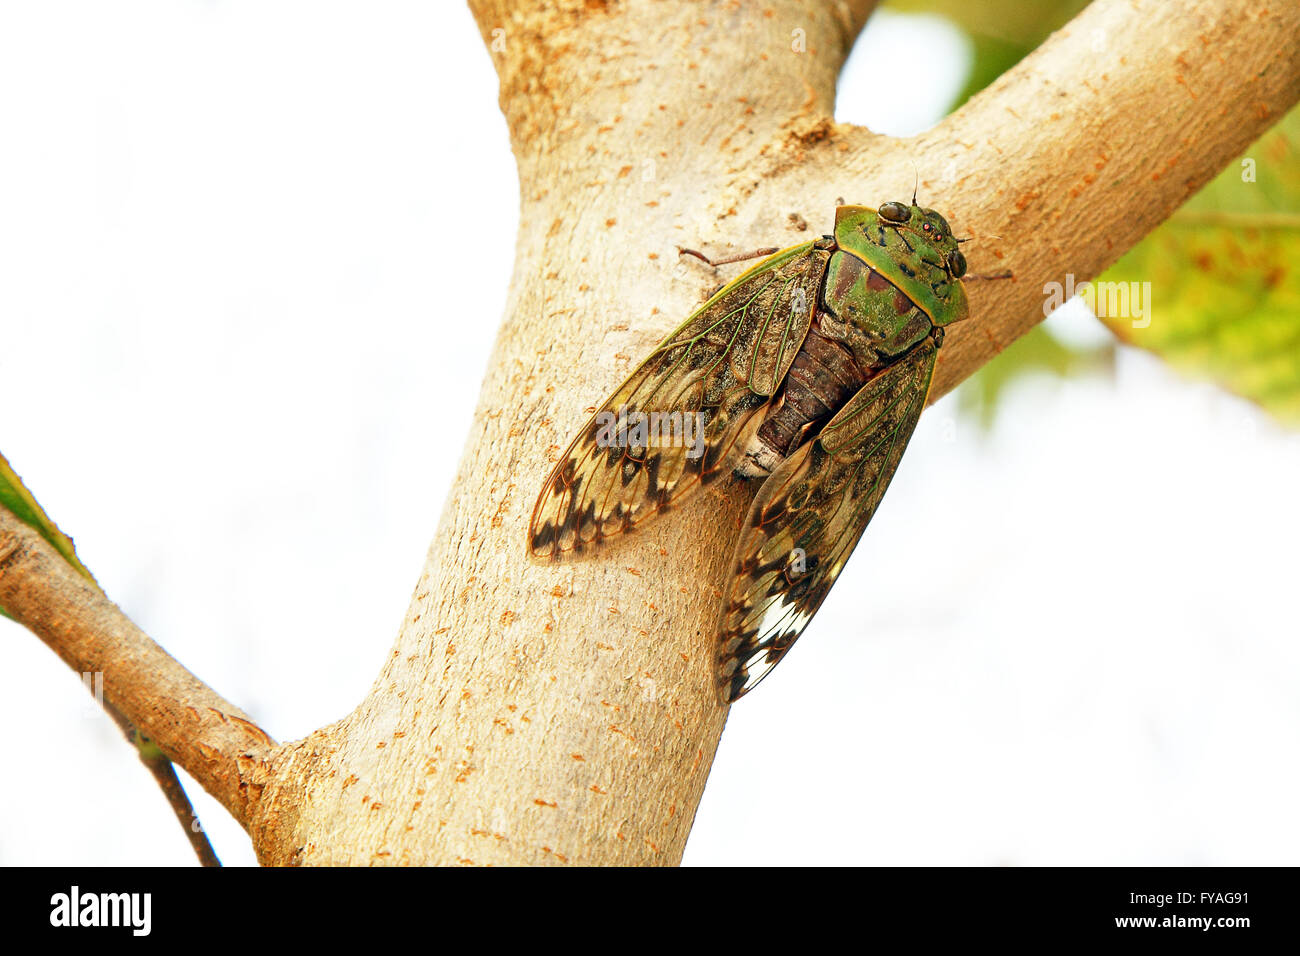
(1, 3, 1296, 866)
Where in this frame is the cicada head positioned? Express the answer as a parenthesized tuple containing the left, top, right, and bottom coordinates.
(833, 201, 970, 327)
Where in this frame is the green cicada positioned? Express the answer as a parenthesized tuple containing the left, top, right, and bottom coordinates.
(529, 200, 988, 702)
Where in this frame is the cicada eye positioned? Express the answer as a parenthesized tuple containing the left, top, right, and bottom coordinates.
(878, 201, 910, 223)
(946, 249, 968, 277)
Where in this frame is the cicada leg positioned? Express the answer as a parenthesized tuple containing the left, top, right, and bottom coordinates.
(676, 245, 780, 268)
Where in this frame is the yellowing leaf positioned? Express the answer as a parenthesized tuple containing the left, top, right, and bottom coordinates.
(1098, 106, 1300, 425)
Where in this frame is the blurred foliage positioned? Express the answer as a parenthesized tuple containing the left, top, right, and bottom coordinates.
(887, 0, 1091, 109)
(957, 324, 1115, 429)
(0, 451, 98, 617)
(888, 0, 1300, 427)
(1099, 107, 1300, 425)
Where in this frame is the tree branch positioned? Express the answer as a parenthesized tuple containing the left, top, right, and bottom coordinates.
(0, 509, 277, 831)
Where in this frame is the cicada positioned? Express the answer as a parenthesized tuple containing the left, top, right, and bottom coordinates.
(529, 200, 989, 702)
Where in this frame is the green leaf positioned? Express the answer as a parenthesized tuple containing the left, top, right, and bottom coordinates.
(0, 452, 99, 617)
(1097, 105, 1300, 425)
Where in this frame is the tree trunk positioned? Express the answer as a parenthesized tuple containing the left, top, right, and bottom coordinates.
(2, 0, 1297, 865)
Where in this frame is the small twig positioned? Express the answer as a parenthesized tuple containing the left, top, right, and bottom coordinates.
(137, 742, 222, 866)
(0, 508, 277, 831)
(98, 701, 222, 866)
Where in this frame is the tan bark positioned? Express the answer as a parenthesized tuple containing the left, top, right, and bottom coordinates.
(3, 0, 1297, 865)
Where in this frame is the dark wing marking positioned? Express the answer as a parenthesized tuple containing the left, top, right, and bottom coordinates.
(716, 336, 938, 701)
(530, 242, 831, 558)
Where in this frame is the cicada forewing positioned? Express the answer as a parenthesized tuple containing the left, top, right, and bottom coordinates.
(529, 242, 832, 558)
(717, 334, 938, 702)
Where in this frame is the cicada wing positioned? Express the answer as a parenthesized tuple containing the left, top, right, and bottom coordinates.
(529, 242, 832, 559)
(716, 337, 938, 702)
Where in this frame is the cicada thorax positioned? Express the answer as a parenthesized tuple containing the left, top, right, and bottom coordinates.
(832, 203, 970, 327)
(737, 249, 939, 477)
(819, 250, 937, 360)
